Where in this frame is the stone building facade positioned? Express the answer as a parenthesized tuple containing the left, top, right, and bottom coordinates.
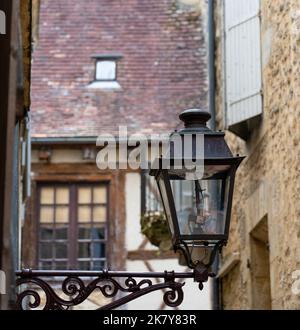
(214, 0, 300, 309)
(23, 0, 211, 309)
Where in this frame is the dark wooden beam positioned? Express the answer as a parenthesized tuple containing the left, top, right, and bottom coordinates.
(127, 250, 178, 261)
(0, 0, 18, 309)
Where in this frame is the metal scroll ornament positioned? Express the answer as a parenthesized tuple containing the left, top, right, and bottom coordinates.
(16, 269, 189, 310)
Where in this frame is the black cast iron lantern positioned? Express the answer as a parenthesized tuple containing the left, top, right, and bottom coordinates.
(150, 109, 244, 271)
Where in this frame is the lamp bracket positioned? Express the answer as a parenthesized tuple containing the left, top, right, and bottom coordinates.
(15, 268, 211, 310)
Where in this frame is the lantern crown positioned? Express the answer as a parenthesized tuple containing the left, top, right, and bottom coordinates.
(179, 109, 211, 130)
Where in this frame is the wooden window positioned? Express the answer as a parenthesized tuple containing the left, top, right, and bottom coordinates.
(141, 172, 163, 214)
(37, 183, 108, 270)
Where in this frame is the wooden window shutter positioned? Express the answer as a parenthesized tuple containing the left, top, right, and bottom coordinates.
(224, 0, 262, 139)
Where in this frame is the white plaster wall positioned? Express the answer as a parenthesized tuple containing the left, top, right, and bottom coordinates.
(126, 260, 212, 310)
(125, 172, 142, 251)
(125, 172, 212, 310)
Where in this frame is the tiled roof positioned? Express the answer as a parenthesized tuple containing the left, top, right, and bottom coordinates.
(31, 0, 208, 138)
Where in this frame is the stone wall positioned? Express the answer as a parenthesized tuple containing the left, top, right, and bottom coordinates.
(214, 0, 300, 309)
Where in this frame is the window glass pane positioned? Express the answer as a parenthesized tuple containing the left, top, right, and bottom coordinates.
(96, 61, 116, 80)
(40, 243, 53, 259)
(56, 187, 69, 204)
(40, 206, 54, 223)
(93, 206, 106, 222)
(78, 227, 91, 240)
(40, 261, 53, 270)
(93, 187, 107, 204)
(41, 187, 54, 204)
(93, 227, 105, 240)
(78, 242, 90, 258)
(78, 206, 91, 223)
(92, 260, 105, 270)
(55, 243, 67, 259)
(55, 206, 69, 223)
(54, 261, 68, 270)
(78, 261, 90, 270)
(78, 187, 91, 204)
(40, 227, 54, 240)
(55, 227, 68, 240)
(91, 242, 106, 258)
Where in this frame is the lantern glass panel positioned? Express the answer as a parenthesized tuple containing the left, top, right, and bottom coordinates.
(170, 174, 230, 237)
(157, 175, 175, 235)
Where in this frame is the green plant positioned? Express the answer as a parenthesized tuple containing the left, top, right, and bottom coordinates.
(140, 211, 172, 252)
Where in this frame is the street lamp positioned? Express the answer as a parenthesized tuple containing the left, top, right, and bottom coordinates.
(150, 109, 244, 284)
(16, 109, 244, 310)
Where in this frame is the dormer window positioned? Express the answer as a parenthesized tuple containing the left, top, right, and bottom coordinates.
(88, 54, 122, 90)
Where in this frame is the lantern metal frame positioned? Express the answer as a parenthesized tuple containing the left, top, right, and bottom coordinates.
(150, 109, 244, 269)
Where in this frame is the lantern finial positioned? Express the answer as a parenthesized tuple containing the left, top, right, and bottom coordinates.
(179, 109, 211, 129)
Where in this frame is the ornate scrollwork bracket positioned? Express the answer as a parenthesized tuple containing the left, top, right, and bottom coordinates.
(15, 268, 214, 310)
